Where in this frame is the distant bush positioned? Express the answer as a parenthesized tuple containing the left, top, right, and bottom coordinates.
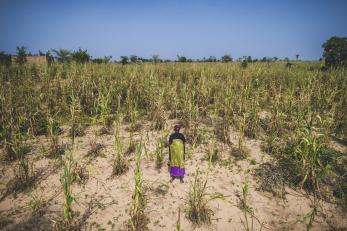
(92, 58, 103, 64)
(93, 56, 112, 64)
(221, 54, 232, 62)
(16, 46, 27, 65)
(52, 49, 72, 63)
(286, 62, 293, 68)
(206, 56, 217, 62)
(72, 48, 90, 63)
(45, 51, 54, 66)
(130, 55, 139, 63)
(120, 56, 129, 65)
(0, 51, 12, 66)
(241, 60, 248, 68)
(177, 55, 187, 62)
(152, 54, 161, 63)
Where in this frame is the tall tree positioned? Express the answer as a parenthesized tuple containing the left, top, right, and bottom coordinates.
(207, 56, 217, 62)
(52, 49, 72, 63)
(72, 48, 90, 63)
(0, 51, 12, 66)
(104, 56, 112, 63)
(16, 46, 27, 65)
(295, 54, 300, 61)
(322, 36, 347, 67)
(130, 55, 138, 63)
(45, 51, 54, 66)
(120, 56, 129, 65)
(177, 55, 187, 62)
(152, 55, 161, 63)
(221, 54, 232, 62)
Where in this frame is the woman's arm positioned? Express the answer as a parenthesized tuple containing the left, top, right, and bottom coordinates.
(169, 145, 171, 162)
(168, 135, 171, 164)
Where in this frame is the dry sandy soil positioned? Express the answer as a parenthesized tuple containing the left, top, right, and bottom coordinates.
(0, 119, 346, 231)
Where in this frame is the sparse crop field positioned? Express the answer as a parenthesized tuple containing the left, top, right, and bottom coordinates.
(0, 62, 346, 230)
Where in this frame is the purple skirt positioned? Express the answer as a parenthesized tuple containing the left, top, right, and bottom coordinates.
(170, 166, 185, 177)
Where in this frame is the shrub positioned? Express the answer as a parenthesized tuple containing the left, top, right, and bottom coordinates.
(72, 48, 90, 63)
(187, 165, 223, 226)
(0, 51, 12, 66)
(322, 36, 347, 68)
(15, 46, 27, 65)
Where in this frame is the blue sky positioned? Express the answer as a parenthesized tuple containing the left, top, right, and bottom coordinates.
(0, 0, 346, 60)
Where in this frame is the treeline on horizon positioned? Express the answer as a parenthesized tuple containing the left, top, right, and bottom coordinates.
(0, 47, 301, 64)
(0, 36, 346, 68)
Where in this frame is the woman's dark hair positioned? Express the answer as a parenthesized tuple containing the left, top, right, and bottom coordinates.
(174, 124, 181, 131)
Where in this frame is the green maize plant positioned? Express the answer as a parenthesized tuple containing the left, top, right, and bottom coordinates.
(128, 143, 149, 230)
(126, 127, 136, 155)
(142, 131, 150, 159)
(16, 147, 30, 183)
(47, 116, 64, 157)
(304, 196, 318, 231)
(187, 157, 223, 225)
(285, 116, 331, 230)
(69, 93, 79, 146)
(150, 90, 167, 130)
(8, 133, 32, 184)
(215, 116, 231, 144)
(176, 208, 183, 231)
(239, 183, 254, 231)
(206, 138, 219, 163)
(28, 189, 46, 214)
(189, 121, 203, 146)
(263, 132, 282, 156)
(268, 98, 286, 138)
(238, 115, 246, 152)
(187, 142, 195, 160)
(291, 120, 330, 192)
(240, 183, 253, 231)
(4, 129, 30, 161)
(154, 137, 164, 169)
(87, 115, 104, 158)
(239, 183, 264, 231)
(97, 89, 112, 133)
(91, 115, 98, 137)
(112, 116, 128, 175)
(97, 90, 111, 124)
(60, 145, 76, 224)
(130, 104, 140, 131)
(244, 99, 259, 139)
(124, 89, 133, 122)
(125, 101, 139, 154)
(231, 114, 248, 160)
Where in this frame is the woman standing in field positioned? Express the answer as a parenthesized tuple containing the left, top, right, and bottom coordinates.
(168, 124, 186, 183)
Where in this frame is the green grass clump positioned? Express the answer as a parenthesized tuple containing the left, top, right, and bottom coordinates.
(154, 138, 164, 169)
(60, 146, 75, 224)
(187, 160, 224, 226)
(206, 139, 220, 163)
(128, 143, 149, 230)
(239, 183, 264, 231)
(112, 118, 129, 176)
